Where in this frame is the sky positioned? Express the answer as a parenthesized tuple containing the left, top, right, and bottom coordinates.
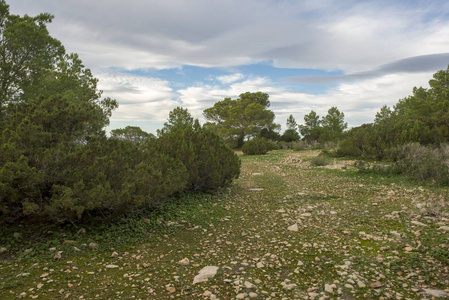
(8, 0, 449, 134)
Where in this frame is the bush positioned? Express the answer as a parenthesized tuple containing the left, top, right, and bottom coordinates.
(0, 105, 240, 224)
(309, 155, 331, 166)
(156, 108, 240, 192)
(242, 137, 276, 155)
(390, 143, 449, 186)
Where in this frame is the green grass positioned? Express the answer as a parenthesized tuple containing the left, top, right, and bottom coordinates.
(1, 150, 449, 299)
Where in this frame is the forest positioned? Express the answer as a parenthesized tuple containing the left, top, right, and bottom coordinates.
(1, 0, 448, 226)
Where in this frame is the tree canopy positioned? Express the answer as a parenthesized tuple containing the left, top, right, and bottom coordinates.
(203, 92, 279, 148)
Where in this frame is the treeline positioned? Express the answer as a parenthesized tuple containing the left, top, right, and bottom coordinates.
(338, 67, 449, 185)
(0, 2, 240, 224)
(202, 68, 449, 185)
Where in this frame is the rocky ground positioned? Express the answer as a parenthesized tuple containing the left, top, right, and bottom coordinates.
(1, 150, 449, 299)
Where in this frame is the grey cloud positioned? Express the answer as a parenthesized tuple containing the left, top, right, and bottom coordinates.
(285, 53, 449, 85)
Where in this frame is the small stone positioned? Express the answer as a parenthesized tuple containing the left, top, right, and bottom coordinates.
(236, 293, 247, 299)
(24, 248, 33, 253)
(77, 228, 86, 234)
(193, 266, 219, 284)
(89, 243, 99, 249)
(14, 232, 21, 238)
(288, 224, 299, 232)
(19, 292, 26, 298)
(105, 264, 119, 269)
(178, 257, 190, 266)
(111, 251, 119, 258)
(411, 220, 428, 227)
(203, 291, 212, 297)
(438, 226, 449, 231)
(40, 273, 49, 278)
(404, 246, 413, 252)
(369, 281, 383, 289)
(0, 247, 7, 253)
(357, 281, 366, 288)
(37, 283, 44, 289)
(325, 283, 334, 293)
(256, 262, 264, 268)
(283, 283, 297, 290)
(249, 292, 258, 298)
(244, 281, 255, 289)
(53, 252, 62, 260)
(63, 240, 76, 244)
(166, 286, 175, 293)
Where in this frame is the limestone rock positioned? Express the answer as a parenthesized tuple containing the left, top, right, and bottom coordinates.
(423, 289, 448, 298)
(193, 266, 219, 284)
(178, 257, 190, 266)
(288, 223, 299, 232)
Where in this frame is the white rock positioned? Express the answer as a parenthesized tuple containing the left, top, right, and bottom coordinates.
(411, 220, 428, 227)
(249, 292, 258, 298)
(324, 283, 334, 293)
(283, 283, 297, 290)
(423, 289, 448, 298)
(288, 224, 299, 232)
(438, 226, 449, 231)
(105, 264, 119, 269)
(193, 266, 219, 284)
(111, 251, 119, 258)
(0, 247, 6, 253)
(256, 262, 264, 268)
(244, 281, 255, 289)
(236, 293, 247, 299)
(178, 257, 190, 266)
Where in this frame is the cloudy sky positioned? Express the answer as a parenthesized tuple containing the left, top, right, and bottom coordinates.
(9, 0, 449, 134)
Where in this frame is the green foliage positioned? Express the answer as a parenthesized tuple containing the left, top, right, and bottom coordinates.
(242, 137, 277, 155)
(0, 4, 240, 223)
(309, 155, 331, 167)
(281, 115, 300, 142)
(157, 107, 240, 192)
(340, 66, 449, 163)
(111, 126, 155, 144)
(0, 1, 64, 109)
(299, 110, 321, 142)
(203, 92, 280, 148)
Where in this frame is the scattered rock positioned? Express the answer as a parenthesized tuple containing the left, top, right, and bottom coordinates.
(105, 264, 119, 269)
(111, 251, 119, 258)
(369, 281, 383, 289)
(89, 243, 99, 249)
(13, 232, 21, 238)
(411, 220, 428, 227)
(178, 257, 190, 266)
(236, 293, 247, 299)
(53, 252, 62, 260)
(0, 247, 6, 253)
(256, 262, 264, 268)
(249, 292, 258, 298)
(325, 283, 335, 293)
(438, 226, 449, 231)
(423, 288, 448, 298)
(77, 228, 86, 234)
(193, 266, 219, 284)
(404, 246, 414, 252)
(288, 223, 299, 232)
(244, 281, 255, 289)
(24, 248, 33, 254)
(63, 240, 76, 244)
(283, 283, 297, 290)
(166, 286, 175, 293)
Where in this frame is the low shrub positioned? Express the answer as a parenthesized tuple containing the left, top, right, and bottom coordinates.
(309, 155, 331, 166)
(242, 137, 275, 155)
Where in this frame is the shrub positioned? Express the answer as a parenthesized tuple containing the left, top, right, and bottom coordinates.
(242, 137, 275, 155)
(309, 155, 331, 167)
(156, 108, 240, 192)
